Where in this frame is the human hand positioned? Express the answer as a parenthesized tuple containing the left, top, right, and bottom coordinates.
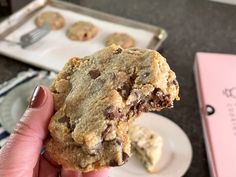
(0, 86, 109, 177)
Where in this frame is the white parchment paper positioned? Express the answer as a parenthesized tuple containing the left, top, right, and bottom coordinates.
(0, 6, 154, 71)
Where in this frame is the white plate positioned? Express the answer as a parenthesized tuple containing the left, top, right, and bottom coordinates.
(0, 85, 192, 176)
(110, 112, 192, 177)
(0, 78, 52, 133)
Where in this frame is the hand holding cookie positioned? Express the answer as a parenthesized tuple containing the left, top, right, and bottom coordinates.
(0, 86, 109, 177)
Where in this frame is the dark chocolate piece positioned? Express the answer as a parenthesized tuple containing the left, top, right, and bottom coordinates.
(89, 69, 101, 79)
(58, 116, 70, 123)
(122, 152, 129, 162)
(102, 124, 112, 139)
(114, 48, 122, 54)
(109, 159, 119, 166)
(103, 106, 124, 120)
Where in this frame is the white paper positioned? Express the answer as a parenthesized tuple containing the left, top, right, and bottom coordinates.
(0, 6, 154, 72)
(210, 0, 236, 5)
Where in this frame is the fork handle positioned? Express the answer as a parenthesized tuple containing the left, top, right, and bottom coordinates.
(20, 23, 51, 48)
(21, 30, 50, 48)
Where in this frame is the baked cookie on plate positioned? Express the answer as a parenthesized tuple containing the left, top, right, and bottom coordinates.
(129, 124, 163, 173)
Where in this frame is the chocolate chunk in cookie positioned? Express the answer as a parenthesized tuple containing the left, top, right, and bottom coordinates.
(88, 69, 101, 79)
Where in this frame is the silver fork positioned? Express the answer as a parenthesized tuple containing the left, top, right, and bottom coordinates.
(2, 23, 51, 48)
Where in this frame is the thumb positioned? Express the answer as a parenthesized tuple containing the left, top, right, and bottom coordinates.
(0, 86, 54, 175)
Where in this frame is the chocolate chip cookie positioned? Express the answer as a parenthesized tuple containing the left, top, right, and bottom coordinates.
(35, 11, 65, 30)
(46, 45, 179, 172)
(129, 125, 163, 173)
(66, 21, 98, 41)
(105, 33, 135, 49)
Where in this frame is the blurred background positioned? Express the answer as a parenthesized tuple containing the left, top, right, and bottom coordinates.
(0, 0, 236, 177)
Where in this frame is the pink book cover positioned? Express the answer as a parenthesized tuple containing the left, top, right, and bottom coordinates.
(194, 52, 236, 177)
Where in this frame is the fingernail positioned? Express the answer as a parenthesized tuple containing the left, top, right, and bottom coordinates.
(29, 86, 46, 108)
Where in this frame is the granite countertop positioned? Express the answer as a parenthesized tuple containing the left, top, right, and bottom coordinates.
(0, 0, 236, 176)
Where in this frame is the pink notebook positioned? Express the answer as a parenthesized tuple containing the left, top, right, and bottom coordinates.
(194, 52, 236, 177)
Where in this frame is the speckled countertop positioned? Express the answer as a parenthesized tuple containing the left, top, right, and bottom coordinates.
(0, 0, 236, 176)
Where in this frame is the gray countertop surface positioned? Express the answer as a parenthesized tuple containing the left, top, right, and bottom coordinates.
(1, 0, 236, 176)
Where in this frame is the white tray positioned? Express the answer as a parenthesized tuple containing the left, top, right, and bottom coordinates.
(0, 0, 167, 72)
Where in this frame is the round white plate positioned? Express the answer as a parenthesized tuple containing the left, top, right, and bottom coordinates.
(110, 112, 192, 177)
(0, 78, 52, 133)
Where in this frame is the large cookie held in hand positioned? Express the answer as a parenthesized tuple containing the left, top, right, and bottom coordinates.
(46, 45, 179, 172)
